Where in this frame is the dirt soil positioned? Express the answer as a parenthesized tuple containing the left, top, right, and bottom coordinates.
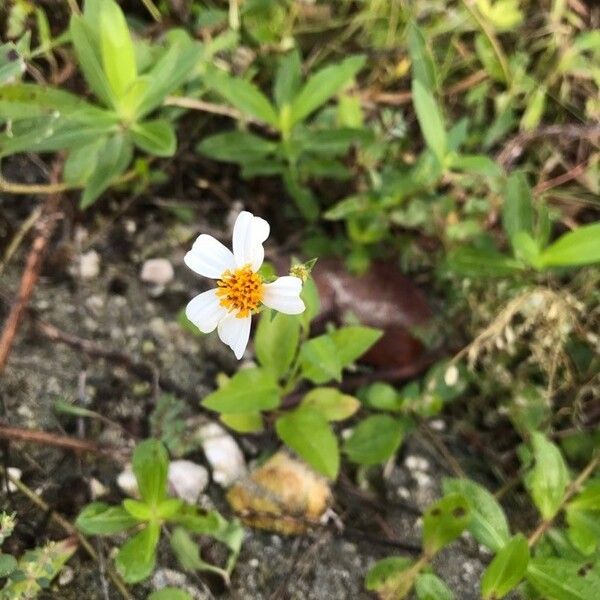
(0, 186, 509, 599)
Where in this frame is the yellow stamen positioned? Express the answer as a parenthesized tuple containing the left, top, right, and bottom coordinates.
(216, 265, 264, 318)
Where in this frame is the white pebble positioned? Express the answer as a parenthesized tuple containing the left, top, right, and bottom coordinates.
(141, 258, 174, 286)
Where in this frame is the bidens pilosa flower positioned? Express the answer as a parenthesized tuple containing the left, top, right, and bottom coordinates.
(184, 211, 305, 359)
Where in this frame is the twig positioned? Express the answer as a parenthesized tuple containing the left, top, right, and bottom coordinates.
(0, 206, 43, 276)
(0, 466, 132, 600)
(0, 163, 63, 374)
(528, 452, 600, 548)
(0, 423, 126, 461)
(533, 162, 588, 195)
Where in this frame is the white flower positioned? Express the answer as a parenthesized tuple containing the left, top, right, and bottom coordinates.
(184, 210, 305, 359)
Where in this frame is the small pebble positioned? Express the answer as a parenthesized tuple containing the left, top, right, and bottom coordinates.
(141, 258, 174, 286)
(78, 250, 100, 280)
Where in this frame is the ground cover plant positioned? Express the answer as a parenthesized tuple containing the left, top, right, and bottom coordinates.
(0, 0, 598, 598)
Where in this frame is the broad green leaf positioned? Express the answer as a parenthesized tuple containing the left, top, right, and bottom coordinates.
(275, 408, 339, 479)
(132, 439, 169, 507)
(220, 411, 264, 433)
(446, 247, 524, 277)
(481, 534, 529, 599)
(202, 368, 280, 414)
(76, 502, 138, 535)
(526, 432, 570, 520)
(290, 55, 366, 125)
(512, 231, 541, 267)
(115, 522, 160, 583)
(408, 21, 437, 91)
(329, 325, 382, 367)
(449, 154, 503, 178)
(136, 41, 202, 118)
(198, 131, 277, 163)
(364, 382, 403, 412)
(131, 119, 176, 157)
(568, 480, 600, 511)
(443, 478, 510, 552)
(274, 48, 302, 108)
(300, 387, 360, 421)
(423, 493, 471, 556)
(255, 309, 300, 379)
(527, 557, 600, 600)
(300, 277, 320, 328)
(503, 172, 534, 248)
(415, 573, 454, 600)
(148, 589, 192, 600)
(411, 78, 447, 163)
(299, 335, 341, 384)
(0, 554, 17, 577)
(70, 14, 116, 108)
(295, 127, 370, 156)
(343, 415, 404, 465)
(170, 506, 222, 535)
(365, 556, 413, 591)
(205, 70, 279, 127)
(566, 507, 600, 555)
(521, 85, 546, 131)
(538, 223, 600, 268)
(81, 133, 133, 208)
(0, 42, 25, 85)
(99, 0, 137, 100)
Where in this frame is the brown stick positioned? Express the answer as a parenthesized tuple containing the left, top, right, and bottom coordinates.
(0, 423, 125, 460)
(0, 163, 63, 373)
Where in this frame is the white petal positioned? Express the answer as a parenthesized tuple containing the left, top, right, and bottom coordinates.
(232, 210, 270, 271)
(186, 289, 228, 333)
(217, 313, 252, 360)
(184, 234, 235, 279)
(262, 276, 305, 315)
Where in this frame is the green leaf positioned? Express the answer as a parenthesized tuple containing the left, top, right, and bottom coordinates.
(415, 573, 454, 600)
(170, 527, 230, 581)
(290, 55, 366, 125)
(81, 133, 133, 208)
(566, 507, 600, 555)
(64, 139, 105, 184)
(76, 502, 138, 535)
(99, 0, 137, 100)
(568, 480, 600, 511)
(329, 326, 382, 368)
(115, 522, 160, 583)
(295, 127, 370, 156)
(364, 382, 403, 412)
(136, 41, 202, 118)
(255, 310, 300, 379)
(442, 478, 510, 552)
(198, 131, 277, 164)
(365, 556, 413, 592)
(512, 231, 541, 267)
(132, 439, 169, 507)
(527, 557, 600, 600)
(202, 368, 280, 414)
(275, 408, 339, 479)
(299, 335, 341, 384)
(538, 223, 600, 268)
(148, 589, 192, 600)
(131, 119, 176, 157)
(343, 415, 404, 465)
(282, 170, 320, 221)
(70, 14, 115, 108)
(526, 432, 570, 520)
(503, 172, 534, 249)
(300, 277, 320, 328)
(205, 70, 279, 127)
(411, 78, 447, 163)
(481, 534, 529, 599)
(157, 498, 184, 520)
(274, 48, 302, 108)
(408, 21, 437, 91)
(449, 154, 503, 178)
(300, 387, 360, 421)
(220, 411, 264, 433)
(123, 499, 153, 521)
(423, 493, 471, 556)
(446, 247, 524, 277)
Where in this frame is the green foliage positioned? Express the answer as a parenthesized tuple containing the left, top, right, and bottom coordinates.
(343, 415, 405, 466)
(76, 440, 241, 584)
(526, 557, 600, 600)
(481, 534, 529, 599)
(423, 494, 471, 556)
(415, 573, 454, 600)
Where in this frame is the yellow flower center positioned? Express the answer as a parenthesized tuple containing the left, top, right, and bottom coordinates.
(216, 265, 264, 318)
